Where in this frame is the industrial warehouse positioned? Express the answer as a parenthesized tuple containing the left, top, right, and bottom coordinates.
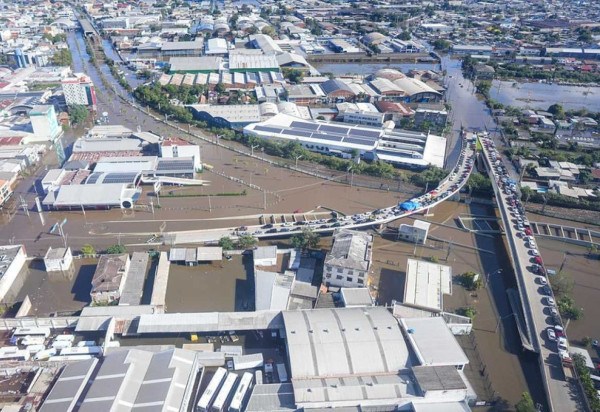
(244, 113, 446, 168)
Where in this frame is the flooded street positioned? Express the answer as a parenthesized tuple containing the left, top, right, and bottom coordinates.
(490, 80, 600, 111)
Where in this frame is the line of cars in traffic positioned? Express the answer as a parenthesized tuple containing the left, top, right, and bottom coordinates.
(230, 134, 478, 239)
(481, 135, 569, 359)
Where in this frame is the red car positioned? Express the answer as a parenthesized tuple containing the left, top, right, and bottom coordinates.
(534, 256, 543, 265)
(524, 228, 532, 236)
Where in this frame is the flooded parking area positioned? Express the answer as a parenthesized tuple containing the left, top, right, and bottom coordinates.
(164, 254, 254, 313)
(7, 259, 97, 317)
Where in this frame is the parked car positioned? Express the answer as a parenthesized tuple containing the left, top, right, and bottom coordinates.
(545, 297, 555, 306)
(547, 327, 557, 341)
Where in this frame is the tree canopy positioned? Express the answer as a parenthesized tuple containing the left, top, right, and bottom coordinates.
(291, 228, 320, 250)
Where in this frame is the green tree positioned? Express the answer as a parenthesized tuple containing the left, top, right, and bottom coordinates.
(68, 104, 89, 125)
(398, 30, 411, 40)
(237, 234, 257, 249)
(459, 271, 482, 291)
(51, 48, 72, 66)
(218, 236, 235, 250)
(291, 228, 320, 250)
(261, 26, 276, 38)
(215, 82, 226, 94)
(456, 306, 476, 319)
(81, 244, 96, 256)
(547, 103, 565, 119)
(432, 39, 451, 50)
(515, 392, 536, 412)
(282, 68, 304, 84)
(551, 272, 573, 296)
(106, 244, 127, 254)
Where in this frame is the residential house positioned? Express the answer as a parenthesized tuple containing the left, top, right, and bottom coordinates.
(323, 229, 373, 288)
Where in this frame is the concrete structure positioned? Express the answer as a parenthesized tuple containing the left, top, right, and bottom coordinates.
(340, 287, 374, 307)
(0, 178, 12, 207)
(188, 104, 261, 130)
(150, 252, 169, 313)
(403, 259, 452, 311)
(160, 136, 201, 171)
(119, 252, 148, 306)
(29, 105, 62, 142)
(253, 246, 277, 267)
(62, 73, 97, 108)
(324, 229, 373, 288)
(90, 253, 131, 304)
(168, 56, 221, 73)
(0, 245, 27, 303)
(43, 247, 73, 273)
(397, 220, 431, 245)
(39, 348, 199, 412)
(255, 269, 294, 311)
(42, 183, 142, 210)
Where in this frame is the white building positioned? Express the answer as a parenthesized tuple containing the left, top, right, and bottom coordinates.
(29, 105, 63, 142)
(62, 73, 97, 108)
(253, 246, 277, 267)
(0, 245, 27, 303)
(159, 136, 202, 171)
(403, 258, 452, 311)
(397, 220, 431, 244)
(324, 229, 373, 288)
(43, 247, 74, 273)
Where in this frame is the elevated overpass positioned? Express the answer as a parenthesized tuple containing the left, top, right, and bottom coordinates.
(479, 135, 580, 412)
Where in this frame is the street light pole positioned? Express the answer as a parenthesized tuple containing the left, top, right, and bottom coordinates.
(295, 155, 303, 168)
(485, 268, 503, 288)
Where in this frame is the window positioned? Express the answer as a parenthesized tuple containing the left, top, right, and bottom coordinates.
(358, 272, 365, 277)
(357, 279, 364, 284)
(347, 270, 354, 276)
(346, 277, 353, 282)
(326, 265, 332, 272)
(336, 275, 343, 280)
(325, 273, 331, 278)
(337, 268, 343, 274)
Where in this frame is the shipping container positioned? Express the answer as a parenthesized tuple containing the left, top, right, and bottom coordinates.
(51, 340, 73, 350)
(59, 346, 103, 356)
(12, 327, 50, 339)
(233, 353, 263, 371)
(219, 345, 243, 357)
(276, 363, 288, 383)
(26, 344, 46, 354)
(21, 336, 46, 346)
(54, 334, 75, 342)
(0, 347, 30, 361)
(197, 367, 228, 411)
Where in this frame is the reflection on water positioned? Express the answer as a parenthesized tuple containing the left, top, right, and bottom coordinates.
(490, 80, 600, 111)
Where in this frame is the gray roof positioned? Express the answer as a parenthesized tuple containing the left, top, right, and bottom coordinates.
(320, 79, 355, 96)
(245, 383, 296, 412)
(255, 269, 293, 311)
(73, 137, 141, 152)
(282, 307, 410, 380)
(137, 311, 284, 333)
(401, 317, 469, 367)
(324, 229, 373, 271)
(44, 246, 69, 261)
(197, 247, 222, 261)
(340, 287, 373, 306)
(91, 254, 129, 294)
(119, 252, 148, 306)
(43, 183, 141, 208)
(39, 359, 98, 412)
(169, 56, 222, 72)
(412, 365, 466, 392)
(229, 54, 279, 70)
(253, 246, 277, 262)
(78, 348, 197, 412)
(150, 252, 169, 307)
(162, 40, 204, 51)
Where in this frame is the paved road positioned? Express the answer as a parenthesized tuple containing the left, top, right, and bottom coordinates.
(479, 136, 581, 412)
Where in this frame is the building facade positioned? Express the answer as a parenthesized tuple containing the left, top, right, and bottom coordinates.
(324, 229, 373, 288)
(62, 73, 97, 109)
(29, 105, 62, 142)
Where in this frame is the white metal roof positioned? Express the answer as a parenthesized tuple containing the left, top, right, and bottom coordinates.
(401, 317, 469, 367)
(403, 259, 452, 311)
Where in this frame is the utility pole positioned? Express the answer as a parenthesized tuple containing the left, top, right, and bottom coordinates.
(19, 195, 29, 218)
(81, 204, 87, 223)
(263, 190, 267, 210)
(251, 144, 259, 157)
(208, 195, 212, 212)
(295, 155, 303, 168)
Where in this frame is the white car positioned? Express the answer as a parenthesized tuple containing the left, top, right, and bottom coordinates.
(557, 337, 568, 352)
(528, 242, 537, 249)
(546, 297, 555, 306)
(538, 277, 547, 285)
(530, 249, 539, 256)
(550, 307, 558, 316)
(546, 327, 556, 341)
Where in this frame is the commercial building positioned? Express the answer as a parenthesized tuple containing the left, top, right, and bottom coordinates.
(61, 73, 97, 109)
(397, 220, 431, 244)
(0, 245, 27, 303)
(229, 53, 280, 73)
(160, 136, 202, 171)
(340, 287, 374, 307)
(43, 247, 73, 273)
(0, 178, 12, 207)
(189, 104, 261, 130)
(42, 183, 142, 210)
(28, 105, 62, 142)
(255, 269, 294, 311)
(281, 307, 472, 410)
(324, 229, 373, 288)
(253, 246, 277, 266)
(168, 56, 222, 73)
(403, 258, 452, 311)
(119, 252, 148, 306)
(90, 253, 131, 304)
(39, 348, 199, 412)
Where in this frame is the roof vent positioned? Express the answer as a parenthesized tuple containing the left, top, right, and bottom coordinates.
(323, 329, 329, 333)
(309, 329, 313, 333)
(355, 327, 360, 331)
(290, 330, 296, 334)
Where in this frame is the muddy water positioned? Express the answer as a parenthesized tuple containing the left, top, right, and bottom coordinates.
(164, 254, 254, 313)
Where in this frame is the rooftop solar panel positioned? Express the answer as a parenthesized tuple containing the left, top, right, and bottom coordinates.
(319, 124, 349, 135)
(254, 125, 283, 134)
(290, 121, 319, 131)
(348, 128, 381, 139)
(343, 137, 375, 146)
(285, 129, 312, 138)
(310, 133, 344, 142)
(86, 172, 102, 184)
(102, 173, 139, 184)
(157, 160, 194, 171)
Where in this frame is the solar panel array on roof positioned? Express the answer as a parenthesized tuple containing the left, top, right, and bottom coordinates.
(86, 172, 102, 184)
(157, 159, 194, 171)
(103, 172, 138, 184)
(291, 121, 319, 131)
(319, 124, 350, 135)
(343, 137, 373, 146)
(254, 125, 283, 134)
(287, 129, 312, 138)
(311, 133, 343, 142)
(349, 128, 380, 139)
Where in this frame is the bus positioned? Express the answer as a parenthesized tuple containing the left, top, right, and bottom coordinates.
(0, 347, 30, 361)
(59, 346, 103, 357)
(197, 367, 227, 412)
(276, 363, 288, 383)
(211, 372, 237, 412)
(229, 372, 254, 412)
